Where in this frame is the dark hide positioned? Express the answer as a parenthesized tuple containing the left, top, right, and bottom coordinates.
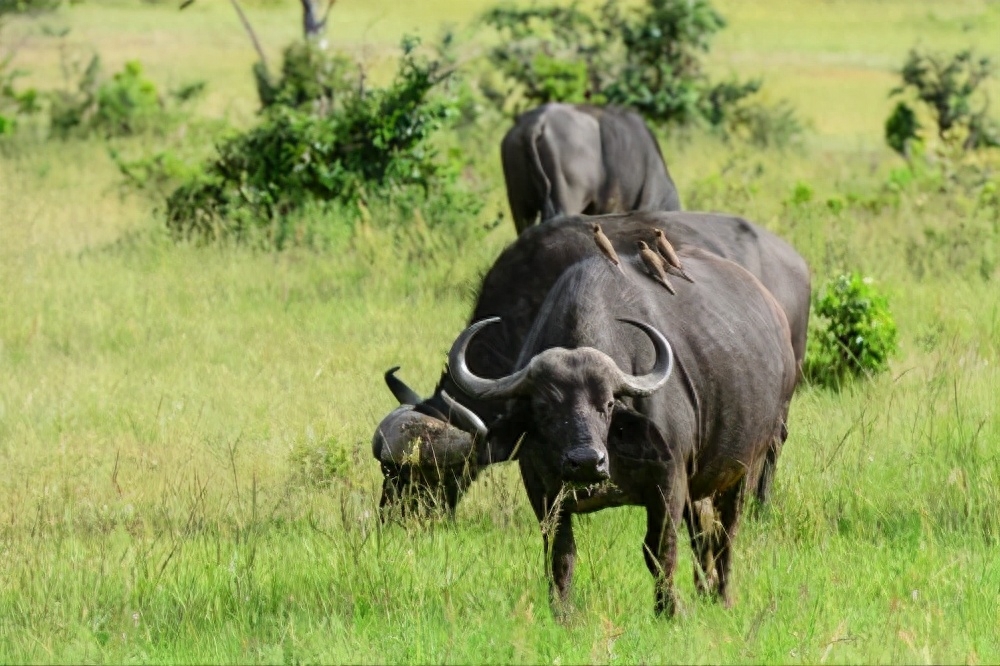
(500, 104, 682, 234)
(454, 251, 797, 615)
(375, 212, 809, 511)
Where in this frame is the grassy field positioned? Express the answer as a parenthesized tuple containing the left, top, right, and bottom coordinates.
(2, 0, 1000, 663)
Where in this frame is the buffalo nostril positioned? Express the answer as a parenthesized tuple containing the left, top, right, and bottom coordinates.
(563, 447, 609, 481)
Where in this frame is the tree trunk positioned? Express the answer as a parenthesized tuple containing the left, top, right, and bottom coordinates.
(301, 0, 335, 39)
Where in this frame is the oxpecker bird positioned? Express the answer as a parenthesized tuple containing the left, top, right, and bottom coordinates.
(592, 223, 624, 274)
(653, 229, 695, 283)
(637, 241, 676, 294)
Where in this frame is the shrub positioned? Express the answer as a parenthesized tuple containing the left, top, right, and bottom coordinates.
(884, 101, 921, 158)
(480, 0, 801, 145)
(92, 60, 163, 134)
(0, 0, 60, 14)
(254, 40, 356, 113)
(0, 0, 61, 133)
(887, 48, 1000, 154)
(602, 0, 727, 125)
(47, 54, 101, 137)
(804, 273, 899, 389)
(49, 56, 203, 138)
(479, 4, 612, 107)
(0, 59, 41, 135)
(163, 37, 483, 248)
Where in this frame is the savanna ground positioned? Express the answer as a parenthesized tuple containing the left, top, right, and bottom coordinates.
(1, 0, 1000, 663)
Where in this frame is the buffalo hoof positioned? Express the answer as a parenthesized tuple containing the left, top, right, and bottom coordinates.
(654, 589, 679, 618)
(693, 566, 720, 596)
(550, 597, 575, 623)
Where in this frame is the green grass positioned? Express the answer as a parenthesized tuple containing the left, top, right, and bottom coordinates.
(2, 0, 1000, 663)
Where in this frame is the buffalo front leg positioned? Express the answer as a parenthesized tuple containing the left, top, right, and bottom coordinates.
(712, 479, 748, 608)
(547, 510, 576, 612)
(520, 462, 576, 614)
(643, 483, 686, 616)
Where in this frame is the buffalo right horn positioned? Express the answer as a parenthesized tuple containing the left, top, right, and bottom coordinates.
(448, 317, 532, 401)
(614, 318, 675, 397)
(384, 366, 423, 405)
(440, 390, 488, 441)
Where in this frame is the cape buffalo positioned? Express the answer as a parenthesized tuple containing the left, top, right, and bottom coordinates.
(372, 368, 487, 514)
(448, 250, 798, 615)
(373, 212, 810, 513)
(500, 104, 682, 234)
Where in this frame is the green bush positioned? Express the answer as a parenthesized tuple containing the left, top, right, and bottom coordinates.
(255, 40, 356, 113)
(884, 101, 921, 157)
(0, 0, 60, 14)
(602, 0, 727, 125)
(49, 56, 202, 138)
(92, 60, 163, 134)
(0, 60, 41, 135)
(163, 37, 483, 248)
(479, 4, 612, 107)
(887, 48, 1000, 153)
(480, 0, 801, 145)
(804, 273, 899, 389)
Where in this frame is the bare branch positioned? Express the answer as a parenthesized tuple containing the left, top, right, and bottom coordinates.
(320, 0, 336, 27)
(179, 0, 270, 76)
(230, 0, 269, 74)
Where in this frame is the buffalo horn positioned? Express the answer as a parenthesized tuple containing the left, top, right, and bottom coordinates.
(440, 390, 488, 440)
(384, 366, 423, 405)
(448, 317, 532, 400)
(614, 318, 675, 397)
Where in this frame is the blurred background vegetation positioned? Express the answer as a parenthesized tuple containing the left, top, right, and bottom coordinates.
(1, 0, 999, 662)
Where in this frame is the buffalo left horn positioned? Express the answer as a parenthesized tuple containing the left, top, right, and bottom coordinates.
(613, 318, 675, 397)
(384, 366, 423, 405)
(448, 317, 532, 400)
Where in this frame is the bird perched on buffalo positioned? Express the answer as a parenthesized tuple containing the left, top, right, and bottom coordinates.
(637, 240, 676, 294)
(592, 223, 625, 274)
(653, 228, 694, 283)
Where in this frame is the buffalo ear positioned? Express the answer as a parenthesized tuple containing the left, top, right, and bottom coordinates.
(478, 405, 531, 465)
(608, 403, 671, 462)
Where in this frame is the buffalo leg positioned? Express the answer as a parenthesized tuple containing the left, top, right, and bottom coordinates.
(712, 479, 748, 607)
(756, 417, 789, 506)
(442, 472, 469, 518)
(548, 511, 576, 610)
(684, 497, 718, 595)
(643, 482, 685, 616)
(520, 461, 575, 612)
(378, 470, 405, 522)
(754, 446, 777, 505)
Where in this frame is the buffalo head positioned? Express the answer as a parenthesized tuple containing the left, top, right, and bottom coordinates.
(372, 367, 488, 516)
(448, 317, 674, 484)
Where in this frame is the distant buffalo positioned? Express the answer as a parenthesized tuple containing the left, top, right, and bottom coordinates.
(448, 247, 797, 615)
(500, 104, 681, 234)
(372, 212, 810, 515)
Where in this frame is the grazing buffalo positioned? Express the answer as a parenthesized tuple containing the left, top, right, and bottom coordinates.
(372, 368, 487, 514)
(447, 249, 798, 615)
(372, 212, 810, 514)
(500, 104, 682, 234)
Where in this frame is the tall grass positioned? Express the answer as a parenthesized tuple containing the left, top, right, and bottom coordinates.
(1, 0, 999, 663)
